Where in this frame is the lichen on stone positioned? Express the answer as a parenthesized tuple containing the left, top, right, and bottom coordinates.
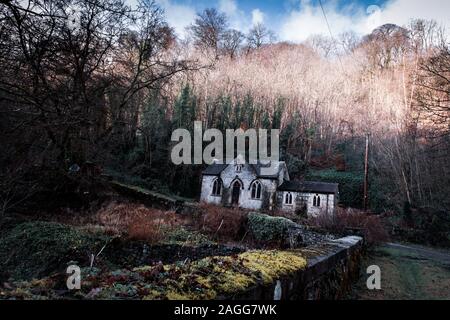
(240, 250, 307, 284)
(1, 249, 307, 300)
(142, 250, 307, 300)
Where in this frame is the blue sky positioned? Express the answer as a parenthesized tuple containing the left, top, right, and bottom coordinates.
(150, 0, 450, 42)
(164, 0, 388, 13)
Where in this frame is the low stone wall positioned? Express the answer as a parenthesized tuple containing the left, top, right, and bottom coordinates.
(1, 234, 364, 300)
(231, 236, 364, 300)
(109, 181, 201, 215)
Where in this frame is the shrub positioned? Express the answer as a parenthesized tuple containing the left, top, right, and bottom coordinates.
(308, 208, 389, 246)
(247, 212, 298, 245)
(164, 227, 213, 246)
(403, 201, 413, 226)
(198, 204, 247, 241)
(390, 206, 450, 247)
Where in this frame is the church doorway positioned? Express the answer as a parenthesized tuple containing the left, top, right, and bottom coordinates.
(231, 181, 241, 206)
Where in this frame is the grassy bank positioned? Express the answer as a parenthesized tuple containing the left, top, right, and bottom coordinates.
(350, 243, 450, 300)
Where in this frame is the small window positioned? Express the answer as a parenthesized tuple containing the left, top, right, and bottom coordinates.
(285, 192, 293, 205)
(212, 179, 222, 196)
(235, 164, 242, 173)
(313, 194, 321, 207)
(251, 181, 262, 199)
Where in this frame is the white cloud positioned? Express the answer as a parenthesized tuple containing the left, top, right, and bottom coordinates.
(279, 0, 450, 43)
(218, 0, 251, 32)
(251, 9, 265, 25)
(279, 0, 371, 42)
(378, 0, 450, 31)
(219, 0, 237, 16)
(155, 0, 196, 39)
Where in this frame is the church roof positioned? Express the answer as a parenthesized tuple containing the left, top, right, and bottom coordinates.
(249, 162, 284, 179)
(202, 163, 228, 175)
(202, 160, 286, 179)
(278, 181, 339, 194)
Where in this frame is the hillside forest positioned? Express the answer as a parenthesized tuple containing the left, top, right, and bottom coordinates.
(1, 0, 449, 219)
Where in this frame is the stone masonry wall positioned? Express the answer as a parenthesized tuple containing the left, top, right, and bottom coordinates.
(230, 236, 364, 300)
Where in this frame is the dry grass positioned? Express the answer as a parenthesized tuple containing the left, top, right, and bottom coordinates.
(91, 202, 249, 244)
(45, 201, 249, 244)
(127, 216, 164, 243)
(93, 201, 186, 242)
(197, 203, 248, 242)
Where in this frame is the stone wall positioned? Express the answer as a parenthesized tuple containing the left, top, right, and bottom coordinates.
(0, 231, 364, 300)
(231, 236, 364, 300)
(110, 181, 185, 211)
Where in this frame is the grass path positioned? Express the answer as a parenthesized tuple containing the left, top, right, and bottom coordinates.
(349, 243, 450, 300)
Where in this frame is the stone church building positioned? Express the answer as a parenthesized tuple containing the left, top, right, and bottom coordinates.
(200, 158, 339, 217)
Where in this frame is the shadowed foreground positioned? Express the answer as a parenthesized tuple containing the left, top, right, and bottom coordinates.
(350, 243, 450, 300)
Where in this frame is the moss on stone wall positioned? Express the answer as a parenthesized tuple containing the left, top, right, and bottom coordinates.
(1, 250, 307, 300)
(240, 251, 307, 284)
(137, 250, 307, 300)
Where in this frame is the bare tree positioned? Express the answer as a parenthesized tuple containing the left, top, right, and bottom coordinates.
(307, 34, 337, 58)
(0, 0, 199, 194)
(187, 8, 228, 56)
(415, 44, 450, 139)
(360, 23, 411, 69)
(246, 22, 275, 51)
(409, 19, 445, 54)
(221, 29, 244, 59)
(338, 31, 360, 54)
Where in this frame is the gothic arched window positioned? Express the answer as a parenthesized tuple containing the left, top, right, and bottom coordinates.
(313, 194, 321, 207)
(250, 181, 262, 199)
(212, 178, 222, 196)
(285, 192, 293, 205)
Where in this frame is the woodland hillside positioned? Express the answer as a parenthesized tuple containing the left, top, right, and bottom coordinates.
(0, 0, 449, 218)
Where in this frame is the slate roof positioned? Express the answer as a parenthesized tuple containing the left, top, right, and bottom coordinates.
(202, 163, 228, 176)
(278, 181, 339, 194)
(249, 162, 284, 179)
(202, 161, 285, 179)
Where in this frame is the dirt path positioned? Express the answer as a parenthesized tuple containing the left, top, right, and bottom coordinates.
(385, 242, 450, 265)
(349, 242, 450, 300)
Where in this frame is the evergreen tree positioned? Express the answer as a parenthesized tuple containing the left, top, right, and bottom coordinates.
(172, 84, 196, 129)
(141, 92, 170, 168)
(272, 98, 285, 129)
(233, 99, 242, 129)
(219, 95, 232, 130)
(261, 109, 271, 129)
(242, 93, 255, 127)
